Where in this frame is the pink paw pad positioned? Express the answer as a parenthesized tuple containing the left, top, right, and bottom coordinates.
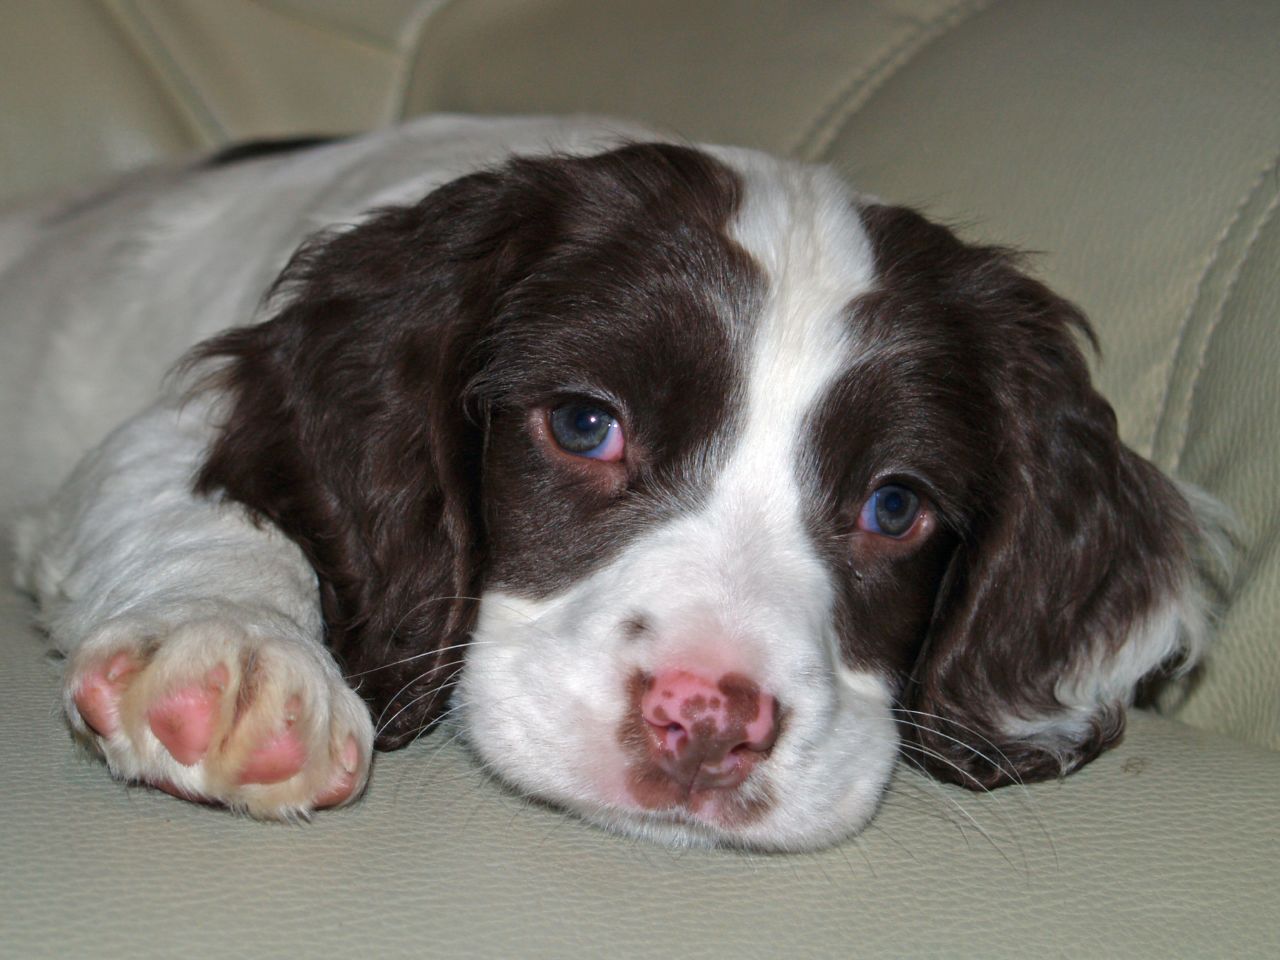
(237, 697, 308, 785)
(315, 736, 362, 808)
(73, 652, 139, 737)
(147, 664, 228, 765)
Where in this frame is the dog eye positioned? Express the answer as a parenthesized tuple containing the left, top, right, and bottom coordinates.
(548, 404, 625, 461)
(857, 484, 921, 538)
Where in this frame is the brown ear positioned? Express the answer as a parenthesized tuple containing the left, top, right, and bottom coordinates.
(905, 440, 1206, 789)
(861, 205, 1214, 789)
(187, 169, 522, 748)
(187, 142, 754, 749)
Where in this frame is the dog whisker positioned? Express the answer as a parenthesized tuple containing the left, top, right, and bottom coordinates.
(890, 708, 1057, 863)
(889, 712, 1025, 789)
(343, 638, 494, 681)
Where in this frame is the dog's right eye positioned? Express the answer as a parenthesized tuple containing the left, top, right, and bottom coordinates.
(857, 484, 922, 538)
(548, 404, 625, 461)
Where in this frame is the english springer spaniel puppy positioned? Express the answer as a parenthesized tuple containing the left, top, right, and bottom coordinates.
(9, 116, 1221, 851)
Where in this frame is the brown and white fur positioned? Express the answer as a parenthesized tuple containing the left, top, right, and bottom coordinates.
(6, 115, 1222, 851)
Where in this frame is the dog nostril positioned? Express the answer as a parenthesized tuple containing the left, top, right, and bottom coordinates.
(638, 669, 780, 787)
(652, 719, 690, 756)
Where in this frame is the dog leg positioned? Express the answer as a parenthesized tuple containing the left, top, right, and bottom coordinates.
(14, 397, 374, 817)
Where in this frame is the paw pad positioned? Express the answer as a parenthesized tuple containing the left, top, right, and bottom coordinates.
(65, 623, 373, 818)
(73, 651, 140, 737)
(237, 700, 308, 786)
(146, 664, 227, 765)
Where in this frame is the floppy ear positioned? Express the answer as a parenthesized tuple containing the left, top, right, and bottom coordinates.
(186, 142, 748, 749)
(883, 211, 1217, 789)
(186, 169, 527, 748)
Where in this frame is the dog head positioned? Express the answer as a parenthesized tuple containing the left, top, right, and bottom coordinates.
(192, 142, 1213, 850)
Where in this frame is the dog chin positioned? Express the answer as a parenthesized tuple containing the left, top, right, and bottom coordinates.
(566, 775, 892, 853)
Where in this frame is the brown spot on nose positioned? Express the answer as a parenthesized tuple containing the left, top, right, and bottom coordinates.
(618, 669, 781, 825)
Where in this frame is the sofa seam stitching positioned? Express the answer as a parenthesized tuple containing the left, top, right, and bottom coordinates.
(792, 0, 995, 163)
(1170, 162, 1280, 474)
(246, 0, 401, 54)
(96, 0, 225, 144)
(392, 0, 460, 121)
(1150, 155, 1278, 466)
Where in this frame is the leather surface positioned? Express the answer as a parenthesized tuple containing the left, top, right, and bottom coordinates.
(401, 0, 980, 157)
(0, 0, 432, 206)
(2, 2, 1278, 957)
(1, 564, 1277, 958)
(1168, 196, 1280, 748)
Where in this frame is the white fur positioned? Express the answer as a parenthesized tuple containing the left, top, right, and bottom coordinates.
(14, 396, 372, 816)
(459, 156, 896, 850)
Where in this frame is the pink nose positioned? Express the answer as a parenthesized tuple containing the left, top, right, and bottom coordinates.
(639, 670, 780, 792)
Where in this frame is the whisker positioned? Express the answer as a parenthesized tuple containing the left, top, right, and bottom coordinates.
(890, 708, 1057, 865)
(842, 829, 877, 879)
(375, 683, 446, 739)
(890, 707, 1025, 786)
(343, 638, 494, 681)
(893, 743, 1033, 873)
(378, 592, 491, 647)
(862, 817, 918, 863)
(892, 750, 1010, 861)
(369, 655, 471, 734)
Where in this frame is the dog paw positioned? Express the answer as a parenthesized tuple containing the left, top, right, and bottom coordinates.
(63, 609, 373, 818)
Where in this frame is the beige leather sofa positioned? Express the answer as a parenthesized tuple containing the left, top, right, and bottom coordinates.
(2, 2, 1277, 957)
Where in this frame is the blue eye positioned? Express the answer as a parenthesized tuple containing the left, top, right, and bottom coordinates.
(548, 404, 625, 461)
(858, 484, 921, 538)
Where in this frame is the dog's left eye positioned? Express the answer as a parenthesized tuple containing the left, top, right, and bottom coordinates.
(857, 484, 922, 538)
(548, 403, 625, 461)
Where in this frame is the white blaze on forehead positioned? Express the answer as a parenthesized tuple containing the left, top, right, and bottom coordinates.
(713, 151, 877, 507)
(460, 152, 898, 848)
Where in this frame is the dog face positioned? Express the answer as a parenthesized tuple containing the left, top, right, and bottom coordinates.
(192, 143, 1208, 850)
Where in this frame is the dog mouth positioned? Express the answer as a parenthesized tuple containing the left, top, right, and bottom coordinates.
(622, 764, 778, 831)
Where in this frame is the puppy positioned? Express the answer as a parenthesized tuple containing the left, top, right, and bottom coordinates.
(7, 115, 1220, 851)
